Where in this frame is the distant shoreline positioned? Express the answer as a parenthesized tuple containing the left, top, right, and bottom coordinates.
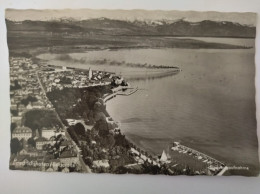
(7, 35, 253, 55)
(114, 35, 256, 39)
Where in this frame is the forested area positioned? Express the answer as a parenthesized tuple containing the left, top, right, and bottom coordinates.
(46, 86, 112, 124)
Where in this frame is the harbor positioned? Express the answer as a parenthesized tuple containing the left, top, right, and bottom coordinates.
(170, 142, 226, 175)
(103, 84, 229, 175)
(103, 86, 139, 103)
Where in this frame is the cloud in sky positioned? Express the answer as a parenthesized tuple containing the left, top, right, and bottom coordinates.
(5, 9, 256, 26)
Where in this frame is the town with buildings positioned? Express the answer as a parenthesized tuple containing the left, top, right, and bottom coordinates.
(10, 57, 82, 172)
(38, 66, 113, 92)
(9, 56, 227, 175)
(9, 56, 132, 173)
(5, 7, 259, 180)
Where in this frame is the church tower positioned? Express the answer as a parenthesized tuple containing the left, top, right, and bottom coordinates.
(88, 67, 93, 80)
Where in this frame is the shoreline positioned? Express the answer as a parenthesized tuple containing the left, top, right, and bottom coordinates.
(11, 56, 255, 175)
(35, 56, 259, 176)
(36, 56, 181, 82)
(103, 90, 228, 175)
(103, 81, 256, 176)
(8, 35, 254, 54)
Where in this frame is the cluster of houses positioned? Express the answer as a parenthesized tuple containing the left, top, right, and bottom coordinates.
(9, 58, 138, 173)
(11, 133, 80, 172)
(10, 57, 53, 125)
(11, 124, 80, 172)
(128, 147, 171, 167)
(10, 57, 81, 172)
(38, 66, 113, 92)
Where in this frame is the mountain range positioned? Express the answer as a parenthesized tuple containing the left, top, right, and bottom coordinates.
(6, 18, 256, 38)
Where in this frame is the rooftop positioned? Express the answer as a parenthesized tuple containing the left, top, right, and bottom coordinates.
(13, 126, 32, 134)
(59, 150, 77, 158)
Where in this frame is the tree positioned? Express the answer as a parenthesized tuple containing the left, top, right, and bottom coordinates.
(10, 109, 18, 116)
(114, 166, 128, 174)
(21, 95, 38, 106)
(142, 163, 162, 174)
(94, 119, 109, 137)
(27, 95, 38, 102)
(23, 109, 61, 130)
(101, 135, 115, 149)
(74, 123, 85, 136)
(85, 157, 93, 167)
(10, 122, 17, 133)
(114, 134, 130, 149)
(67, 127, 79, 145)
(60, 76, 72, 84)
(10, 138, 22, 154)
(10, 80, 22, 90)
(87, 110, 95, 125)
(27, 137, 36, 147)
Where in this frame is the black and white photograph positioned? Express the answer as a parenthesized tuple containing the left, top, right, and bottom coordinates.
(6, 8, 259, 176)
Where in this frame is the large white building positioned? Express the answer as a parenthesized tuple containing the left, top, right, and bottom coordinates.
(41, 128, 56, 139)
(35, 137, 52, 150)
(41, 127, 65, 140)
(12, 126, 32, 140)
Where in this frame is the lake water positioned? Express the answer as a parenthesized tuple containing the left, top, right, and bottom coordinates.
(38, 38, 259, 171)
(173, 37, 255, 47)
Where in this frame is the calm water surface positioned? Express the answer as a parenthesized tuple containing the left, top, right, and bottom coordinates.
(38, 38, 258, 169)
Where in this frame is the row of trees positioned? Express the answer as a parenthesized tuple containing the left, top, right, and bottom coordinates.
(10, 137, 36, 154)
(90, 59, 178, 69)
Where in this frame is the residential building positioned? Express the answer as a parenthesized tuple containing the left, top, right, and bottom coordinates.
(59, 150, 78, 165)
(41, 128, 56, 139)
(12, 126, 32, 140)
(36, 137, 51, 150)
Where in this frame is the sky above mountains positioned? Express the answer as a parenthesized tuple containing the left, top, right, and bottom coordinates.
(5, 9, 256, 26)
